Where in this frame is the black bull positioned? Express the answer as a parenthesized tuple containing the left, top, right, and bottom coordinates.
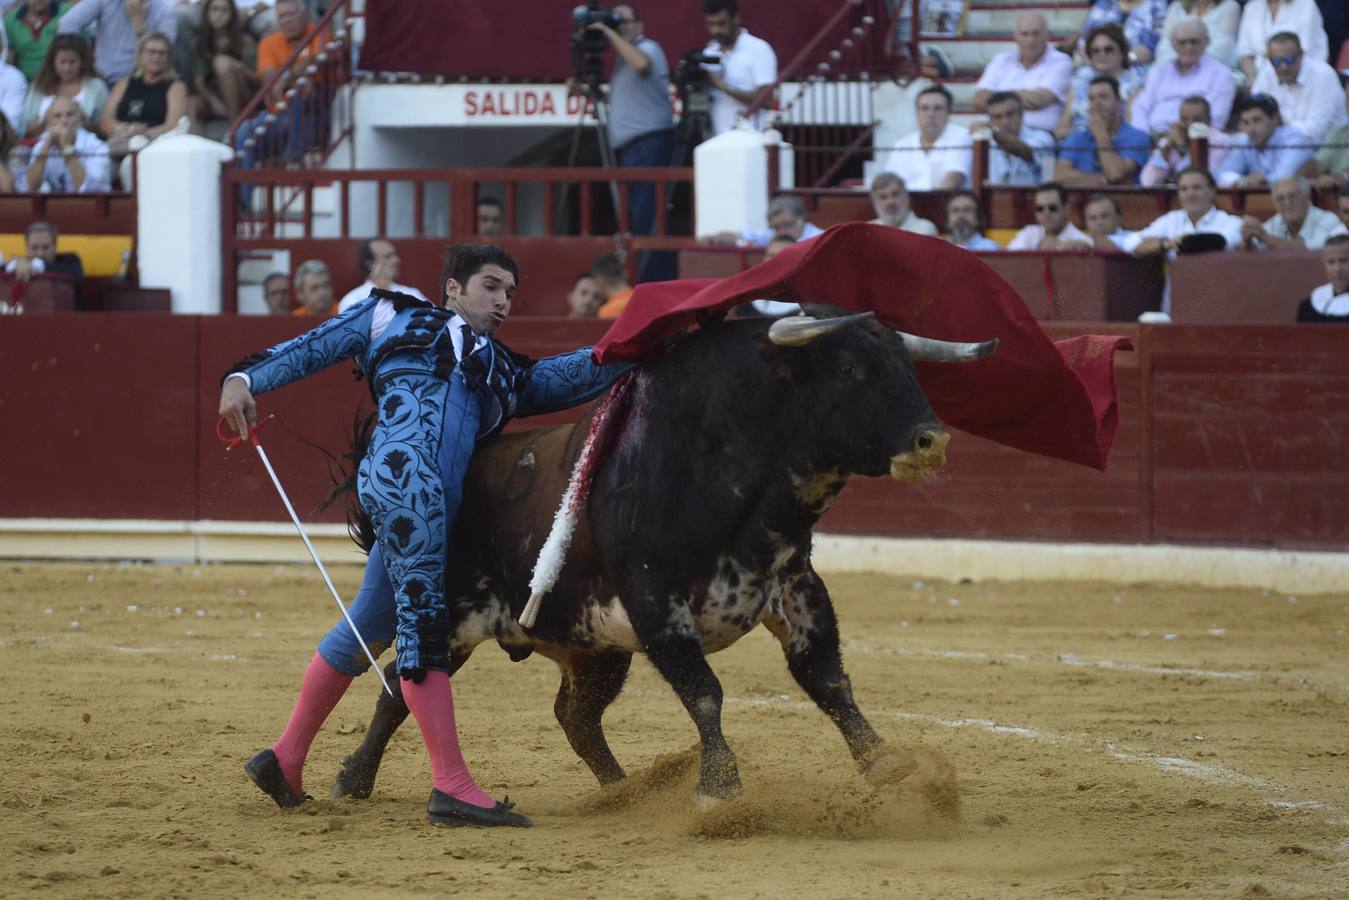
(332, 311, 994, 804)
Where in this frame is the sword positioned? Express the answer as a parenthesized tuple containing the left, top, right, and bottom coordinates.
(218, 416, 394, 697)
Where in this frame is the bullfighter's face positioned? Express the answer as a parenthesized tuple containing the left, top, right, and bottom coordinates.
(446, 264, 515, 334)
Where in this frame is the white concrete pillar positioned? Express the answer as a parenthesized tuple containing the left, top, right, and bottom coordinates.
(693, 124, 795, 239)
(136, 134, 234, 314)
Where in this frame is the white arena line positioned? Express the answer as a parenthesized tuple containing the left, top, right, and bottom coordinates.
(843, 640, 1349, 693)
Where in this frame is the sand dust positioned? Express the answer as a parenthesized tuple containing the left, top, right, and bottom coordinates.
(2, 561, 1347, 898)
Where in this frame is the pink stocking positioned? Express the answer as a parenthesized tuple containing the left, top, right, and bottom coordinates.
(271, 653, 353, 795)
(401, 670, 494, 809)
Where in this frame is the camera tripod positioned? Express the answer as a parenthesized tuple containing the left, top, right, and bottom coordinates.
(556, 76, 626, 257)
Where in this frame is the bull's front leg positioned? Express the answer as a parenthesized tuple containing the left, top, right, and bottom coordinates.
(331, 660, 408, 799)
(628, 589, 741, 804)
(766, 567, 916, 785)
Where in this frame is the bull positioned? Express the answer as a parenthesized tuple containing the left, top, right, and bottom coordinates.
(330, 309, 994, 806)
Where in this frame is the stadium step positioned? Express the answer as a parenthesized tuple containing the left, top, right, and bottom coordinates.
(919, 36, 1076, 76)
(962, 4, 1089, 36)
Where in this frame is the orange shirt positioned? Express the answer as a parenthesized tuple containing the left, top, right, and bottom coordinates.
(292, 303, 337, 317)
(258, 26, 329, 109)
(597, 287, 634, 319)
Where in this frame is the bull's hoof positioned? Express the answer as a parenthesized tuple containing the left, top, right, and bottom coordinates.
(331, 754, 376, 800)
(695, 791, 726, 811)
(861, 747, 920, 787)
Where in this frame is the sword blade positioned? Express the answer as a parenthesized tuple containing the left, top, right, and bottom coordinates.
(252, 442, 394, 697)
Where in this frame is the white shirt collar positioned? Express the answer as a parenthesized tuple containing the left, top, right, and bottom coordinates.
(1310, 283, 1349, 316)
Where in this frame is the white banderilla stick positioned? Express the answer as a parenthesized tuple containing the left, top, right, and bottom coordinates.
(227, 418, 394, 697)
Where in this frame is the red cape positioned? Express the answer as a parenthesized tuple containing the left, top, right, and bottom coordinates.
(594, 223, 1132, 472)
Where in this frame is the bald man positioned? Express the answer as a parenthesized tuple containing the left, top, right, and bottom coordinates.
(973, 13, 1074, 132)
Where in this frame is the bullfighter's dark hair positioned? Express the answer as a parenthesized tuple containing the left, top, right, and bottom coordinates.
(702, 0, 737, 15)
(439, 243, 519, 295)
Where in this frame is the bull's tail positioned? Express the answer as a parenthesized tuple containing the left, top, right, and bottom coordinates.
(315, 409, 377, 554)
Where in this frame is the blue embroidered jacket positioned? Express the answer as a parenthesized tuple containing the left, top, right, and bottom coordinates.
(226, 289, 631, 438)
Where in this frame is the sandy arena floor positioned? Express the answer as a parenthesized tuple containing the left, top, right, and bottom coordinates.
(1, 560, 1346, 899)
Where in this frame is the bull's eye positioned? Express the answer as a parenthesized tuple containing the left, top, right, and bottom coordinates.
(837, 362, 858, 378)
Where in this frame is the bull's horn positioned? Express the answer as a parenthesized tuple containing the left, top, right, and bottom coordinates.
(767, 311, 875, 347)
(899, 332, 999, 363)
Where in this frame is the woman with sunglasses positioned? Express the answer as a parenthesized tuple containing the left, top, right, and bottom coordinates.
(1056, 24, 1145, 139)
(1155, 0, 1240, 71)
(1073, 0, 1167, 67)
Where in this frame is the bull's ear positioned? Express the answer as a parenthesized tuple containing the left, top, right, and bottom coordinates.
(756, 334, 814, 382)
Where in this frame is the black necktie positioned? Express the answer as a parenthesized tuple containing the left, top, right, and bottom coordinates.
(460, 324, 477, 361)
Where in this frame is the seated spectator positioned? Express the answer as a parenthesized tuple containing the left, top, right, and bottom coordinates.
(1127, 166, 1243, 255)
(19, 35, 109, 139)
(22, 96, 111, 192)
(594, 253, 634, 319)
(880, 84, 971, 191)
(1074, 0, 1168, 66)
(566, 272, 601, 318)
(1242, 175, 1348, 249)
(4, 0, 72, 83)
(1216, 94, 1315, 187)
(336, 238, 429, 312)
(1056, 24, 1145, 140)
(944, 190, 1001, 251)
(1128, 20, 1235, 140)
(1008, 183, 1093, 250)
(1250, 32, 1347, 143)
(101, 32, 189, 163)
(1084, 192, 1136, 249)
(974, 13, 1073, 133)
(1155, 0, 1241, 71)
(868, 172, 938, 234)
(6, 220, 84, 301)
(1303, 87, 1349, 189)
(58, 0, 178, 85)
(233, 0, 331, 173)
(1054, 76, 1152, 186)
(187, 0, 261, 125)
(1140, 95, 1234, 185)
(730, 192, 823, 247)
(477, 196, 505, 236)
(747, 234, 802, 316)
(1297, 234, 1349, 322)
(984, 90, 1055, 185)
(1236, 0, 1328, 84)
(262, 270, 289, 314)
(175, 0, 276, 97)
(292, 259, 334, 316)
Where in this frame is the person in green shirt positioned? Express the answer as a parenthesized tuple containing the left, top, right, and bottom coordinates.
(4, 0, 71, 83)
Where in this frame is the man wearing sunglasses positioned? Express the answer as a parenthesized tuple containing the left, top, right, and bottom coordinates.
(1250, 31, 1347, 143)
(1129, 20, 1235, 140)
(1007, 182, 1092, 250)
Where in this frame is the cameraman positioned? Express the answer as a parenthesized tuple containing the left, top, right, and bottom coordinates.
(701, 0, 778, 134)
(586, 5, 675, 244)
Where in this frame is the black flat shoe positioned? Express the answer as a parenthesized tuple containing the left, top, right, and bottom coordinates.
(245, 748, 311, 809)
(426, 789, 533, 828)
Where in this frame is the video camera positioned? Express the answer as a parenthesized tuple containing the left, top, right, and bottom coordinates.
(570, 2, 622, 86)
(672, 50, 720, 113)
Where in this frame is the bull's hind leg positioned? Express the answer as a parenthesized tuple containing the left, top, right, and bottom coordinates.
(331, 660, 408, 799)
(766, 568, 908, 781)
(554, 651, 632, 785)
(629, 599, 741, 803)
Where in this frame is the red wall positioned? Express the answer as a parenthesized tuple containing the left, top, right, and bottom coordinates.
(2, 316, 1346, 550)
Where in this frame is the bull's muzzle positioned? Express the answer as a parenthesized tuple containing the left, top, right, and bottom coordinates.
(889, 426, 950, 481)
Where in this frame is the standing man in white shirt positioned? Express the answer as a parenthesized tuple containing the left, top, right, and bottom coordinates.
(880, 85, 972, 191)
(972, 12, 1073, 133)
(1007, 182, 1093, 250)
(1250, 32, 1347, 143)
(701, 0, 777, 134)
(337, 238, 430, 312)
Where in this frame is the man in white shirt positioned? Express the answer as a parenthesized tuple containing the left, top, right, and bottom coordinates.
(1236, 0, 1328, 84)
(973, 12, 1073, 133)
(1241, 175, 1348, 250)
(22, 97, 111, 193)
(1127, 167, 1244, 255)
(1250, 32, 1347, 143)
(983, 91, 1056, 186)
(880, 84, 972, 191)
(868, 172, 938, 235)
(1297, 234, 1349, 321)
(1084, 193, 1136, 250)
(701, 0, 777, 134)
(337, 238, 430, 312)
(1007, 183, 1092, 250)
